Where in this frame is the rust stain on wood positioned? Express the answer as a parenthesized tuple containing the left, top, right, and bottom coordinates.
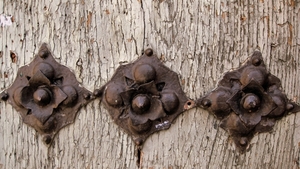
(262, 16, 270, 37)
(288, 23, 293, 45)
(4, 72, 8, 78)
(86, 11, 92, 28)
(10, 51, 17, 63)
(105, 9, 110, 14)
(240, 15, 247, 22)
(181, 79, 185, 85)
(290, 0, 295, 7)
(79, 16, 85, 27)
(222, 12, 227, 19)
(159, 54, 165, 61)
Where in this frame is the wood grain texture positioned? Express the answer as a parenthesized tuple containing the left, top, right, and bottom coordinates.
(0, 0, 299, 168)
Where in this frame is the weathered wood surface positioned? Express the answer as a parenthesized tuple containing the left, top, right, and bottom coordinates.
(0, 0, 300, 168)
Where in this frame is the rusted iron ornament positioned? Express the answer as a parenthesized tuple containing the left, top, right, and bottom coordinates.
(1, 44, 299, 154)
(94, 48, 194, 146)
(197, 51, 300, 152)
(0, 43, 93, 144)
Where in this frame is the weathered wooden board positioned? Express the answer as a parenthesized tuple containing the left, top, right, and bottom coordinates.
(0, 0, 299, 168)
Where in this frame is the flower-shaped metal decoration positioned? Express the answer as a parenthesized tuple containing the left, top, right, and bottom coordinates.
(0, 43, 93, 145)
(94, 48, 194, 146)
(197, 51, 300, 152)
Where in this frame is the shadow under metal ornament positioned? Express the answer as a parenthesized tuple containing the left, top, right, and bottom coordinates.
(0, 43, 93, 145)
(196, 51, 300, 152)
(94, 48, 194, 147)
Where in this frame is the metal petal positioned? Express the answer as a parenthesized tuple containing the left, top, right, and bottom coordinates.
(267, 94, 285, 117)
(32, 106, 53, 124)
(239, 112, 261, 127)
(243, 80, 277, 116)
(254, 117, 275, 133)
(129, 99, 166, 125)
(18, 86, 34, 107)
(146, 99, 166, 120)
(258, 92, 277, 116)
(267, 74, 282, 89)
(51, 86, 67, 108)
(218, 71, 241, 88)
(120, 89, 136, 106)
(227, 90, 244, 115)
(138, 81, 159, 95)
(220, 113, 252, 135)
(28, 70, 51, 87)
(242, 80, 265, 94)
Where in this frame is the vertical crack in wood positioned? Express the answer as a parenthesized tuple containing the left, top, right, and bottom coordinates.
(135, 146, 142, 168)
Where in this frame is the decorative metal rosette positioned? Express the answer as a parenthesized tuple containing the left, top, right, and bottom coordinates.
(0, 43, 93, 144)
(95, 48, 193, 146)
(197, 51, 300, 152)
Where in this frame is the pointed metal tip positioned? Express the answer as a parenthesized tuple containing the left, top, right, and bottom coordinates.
(38, 43, 50, 59)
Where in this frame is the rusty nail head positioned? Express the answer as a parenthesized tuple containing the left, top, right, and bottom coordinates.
(145, 48, 153, 56)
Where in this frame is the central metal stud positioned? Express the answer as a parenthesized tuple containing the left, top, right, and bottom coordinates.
(132, 94, 151, 114)
(33, 88, 52, 106)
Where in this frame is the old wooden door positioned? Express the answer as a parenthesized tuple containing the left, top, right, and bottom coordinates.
(1, 0, 300, 168)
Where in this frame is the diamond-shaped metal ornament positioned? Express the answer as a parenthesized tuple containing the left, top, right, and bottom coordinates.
(0, 43, 93, 145)
(94, 48, 194, 146)
(196, 51, 300, 152)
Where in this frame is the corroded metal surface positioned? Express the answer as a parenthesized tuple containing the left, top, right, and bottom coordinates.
(95, 48, 194, 146)
(1, 44, 299, 156)
(197, 51, 300, 152)
(0, 43, 93, 144)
